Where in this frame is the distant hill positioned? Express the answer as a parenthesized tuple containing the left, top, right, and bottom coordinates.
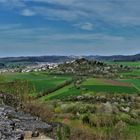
(0, 53, 139, 64)
(51, 58, 129, 77)
(0, 56, 74, 63)
(86, 53, 140, 62)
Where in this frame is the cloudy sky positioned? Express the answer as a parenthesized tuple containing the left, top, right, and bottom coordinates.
(0, 0, 140, 57)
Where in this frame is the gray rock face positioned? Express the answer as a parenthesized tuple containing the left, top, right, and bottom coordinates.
(0, 105, 52, 140)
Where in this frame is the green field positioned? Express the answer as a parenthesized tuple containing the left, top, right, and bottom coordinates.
(1, 72, 72, 92)
(82, 85, 138, 94)
(41, 84, 81, 100)
(106, 61, 140, 67)
(118, 79, 140, 91)
(82, 78, 109, 85)
(40, 77, 139, 100)
(81, 78, 138, 94)
(120, 69, 140, 78)
(125, 124, 140, 139)
(0, 66, 140, 101)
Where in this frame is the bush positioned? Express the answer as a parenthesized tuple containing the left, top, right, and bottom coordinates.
(0, 75, 6, 83)
(82, 114, 90, 124)
(61, 103, 96, 114)
(55, 107, 62, 114)
(56, 124, 70, 140)
(24, 101, 54, 121)
(63, 125, 71, 139)
(61, 103, 78, 114)
(117, 113, 131, 123)
(70, 126, 99, 140)
(89, 114, 117, 127)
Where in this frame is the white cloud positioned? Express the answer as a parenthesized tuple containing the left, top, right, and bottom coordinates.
(0, 23, 125, 42)
(0, 1, 140, 56)
(1, 0, 140, 26)
(0, 23, 139, 56)
(75, 22, 94, 30)
(25, 0, 140, 26)
(21, 9, 36, 16)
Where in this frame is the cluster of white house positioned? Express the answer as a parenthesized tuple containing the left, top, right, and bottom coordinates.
(0, 63, 59, 73)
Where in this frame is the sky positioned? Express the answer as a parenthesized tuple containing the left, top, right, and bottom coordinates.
(0, 0, 140, 57)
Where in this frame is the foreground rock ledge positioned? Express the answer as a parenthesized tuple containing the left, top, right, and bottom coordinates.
(0, 105, 53, 140)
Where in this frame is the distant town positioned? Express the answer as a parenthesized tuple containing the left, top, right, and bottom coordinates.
(0, 62, 59, 73)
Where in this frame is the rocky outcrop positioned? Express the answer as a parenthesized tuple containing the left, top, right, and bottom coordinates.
(0, 105, 53, 140)
(0, 92, 20, 107)
(0, 92, 55, 140)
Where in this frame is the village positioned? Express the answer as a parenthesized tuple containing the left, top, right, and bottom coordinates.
(0, 58, 131, 77)
(0, 63, 59, 73)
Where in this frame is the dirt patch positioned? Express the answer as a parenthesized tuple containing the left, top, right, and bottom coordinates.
(98, 79, 132, 87)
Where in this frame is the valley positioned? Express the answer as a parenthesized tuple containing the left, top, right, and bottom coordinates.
(0, 57, 140, 140)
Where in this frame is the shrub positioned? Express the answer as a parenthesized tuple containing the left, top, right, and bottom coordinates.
(57, 126, 62, 140)
(55, 107, 62, 114)
(61, 103, 96, 114)
(70, 126, 99, 140)
(62, 103, 78, 114)
(63, 125, 71, 139)
(56, 124, 70, 140)
(89, 114, 117, 127)
(24, 101, 54, 121)
(117, 113, 131, 123)
(81, 114, 90, 124)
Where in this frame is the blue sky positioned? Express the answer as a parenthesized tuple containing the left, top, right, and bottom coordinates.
(0, 0, 140, 57)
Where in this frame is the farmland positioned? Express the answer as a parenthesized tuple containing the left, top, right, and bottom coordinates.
(106, 61, 140, 67)
(120, 69, 140, 78)
(1, 72, 72, 92)
(0, 59, 140, 140)
(1, 1, 140, 138)
(82, 78, 138, 93)
(0, 68, 139, 100)
(41, 77, 139, 100)
(118, 79, 140, 91)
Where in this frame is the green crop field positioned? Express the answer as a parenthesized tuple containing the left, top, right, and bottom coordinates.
(120, 70, 140, 78)
(0, 72, 72, 92)
(82, 78, 109, 85)
(81, 77, 138, 94)
(41, 84, 81, 100)
(106, 61, 140, 67)
(82, 85, 138, 94)
(41, 77, 139, 101)
(1, 69, 139, 101)
(118, 79, 140, 91)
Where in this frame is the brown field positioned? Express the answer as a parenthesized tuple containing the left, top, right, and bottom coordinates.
(99, 79, 132, 87)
